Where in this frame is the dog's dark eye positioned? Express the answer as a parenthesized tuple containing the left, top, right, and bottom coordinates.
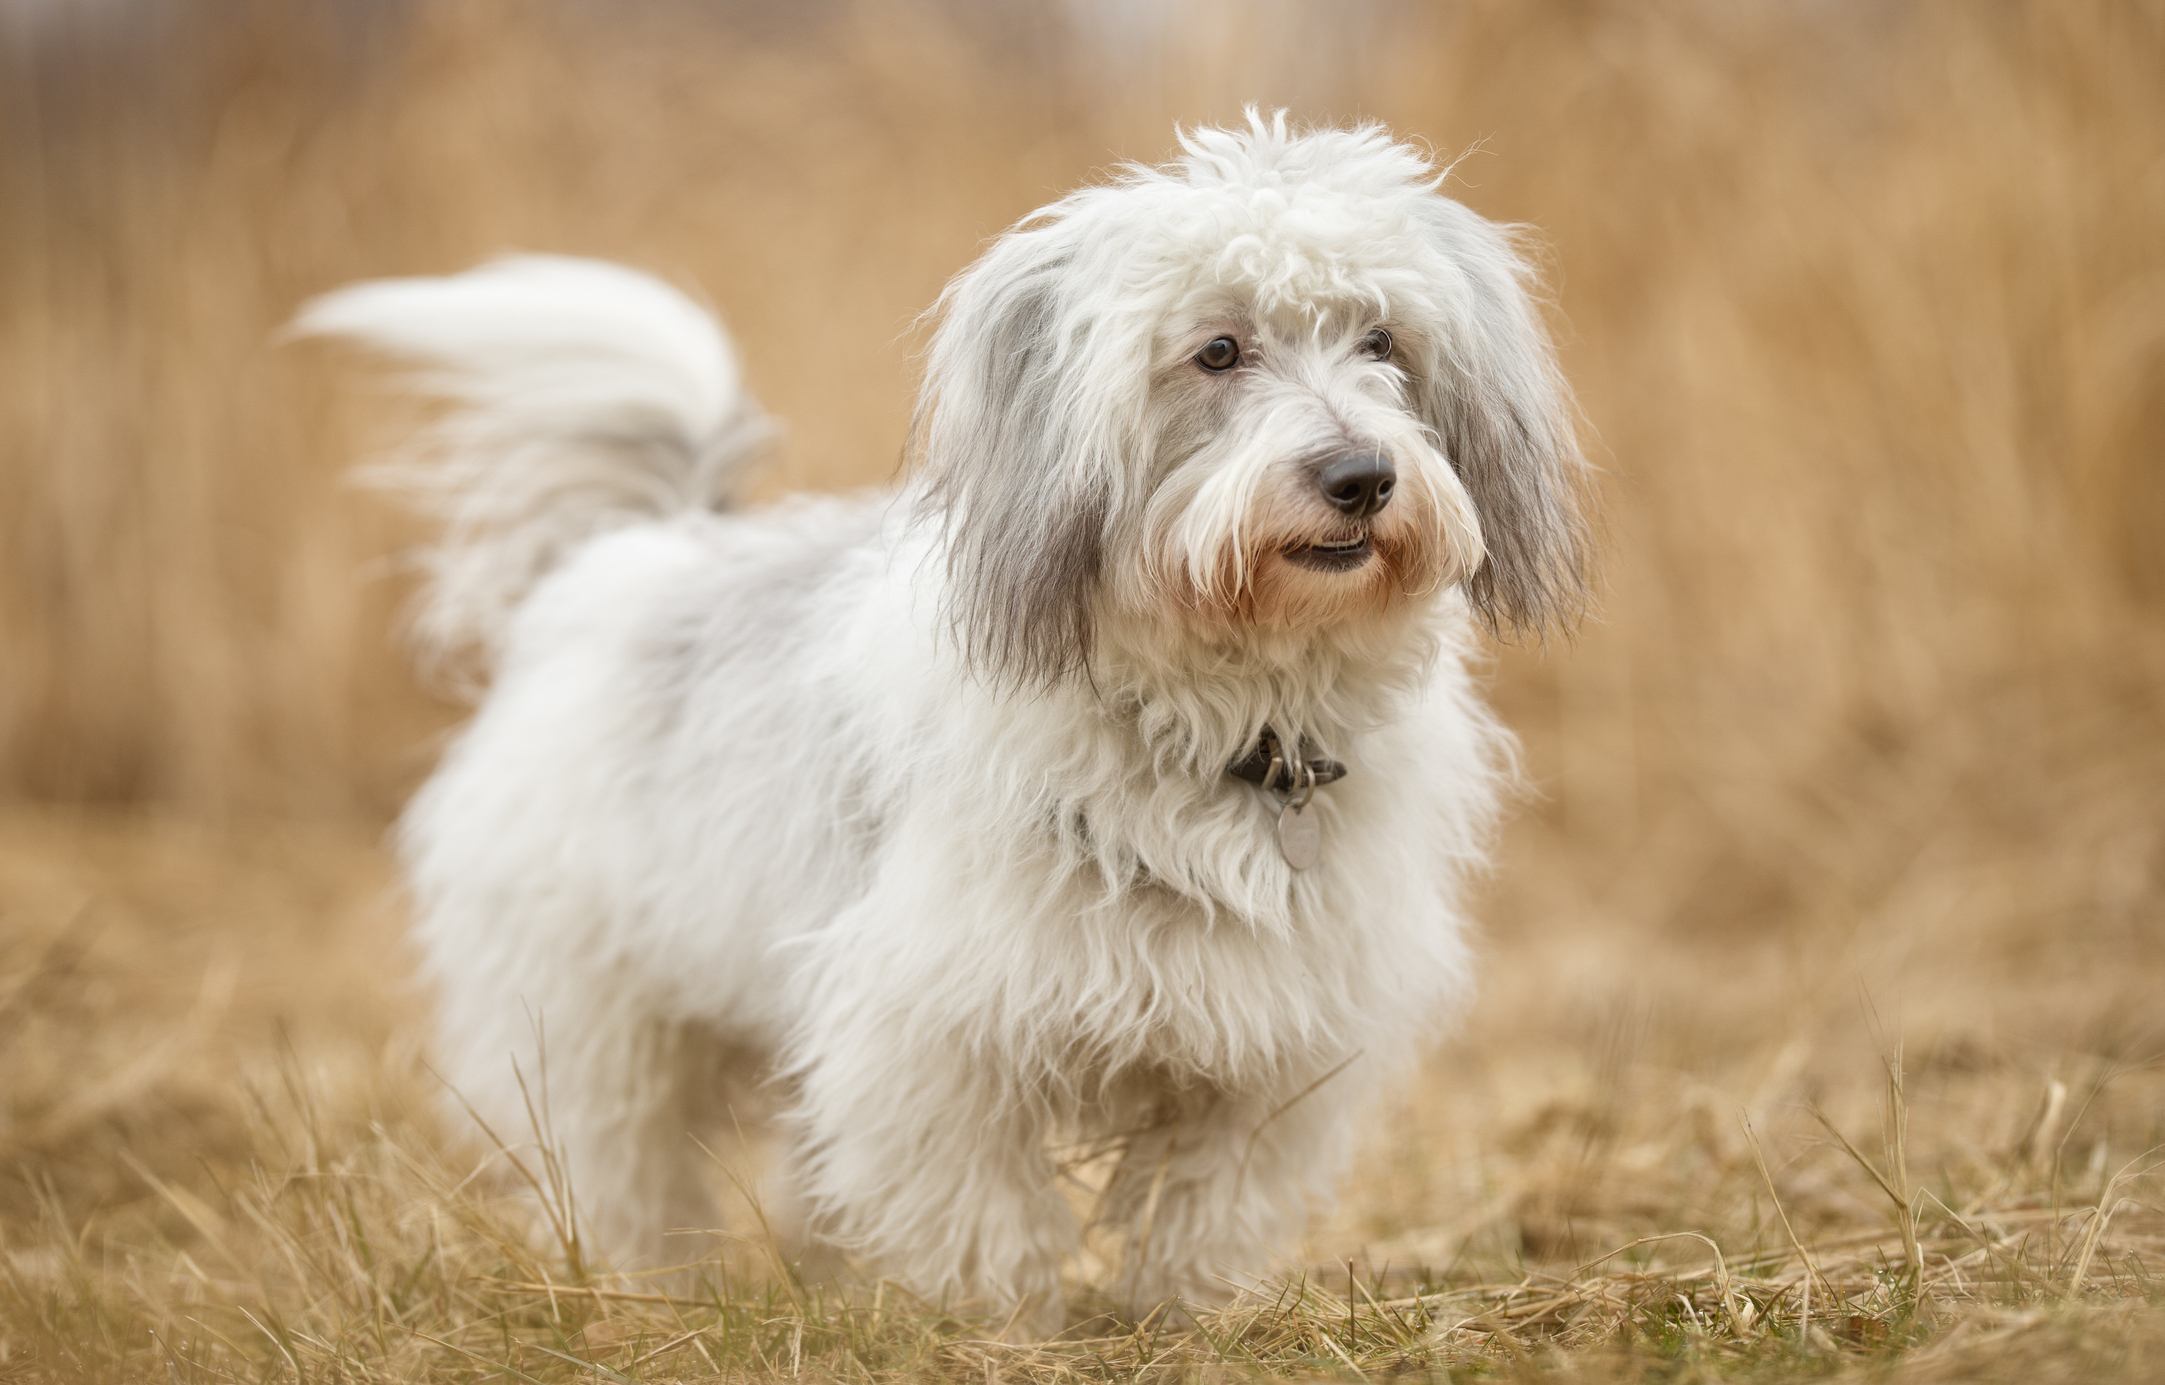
(1360, 328, 1393, 361)
(1196, 336, 1241, 372)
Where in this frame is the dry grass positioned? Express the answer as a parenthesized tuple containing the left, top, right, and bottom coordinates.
(3, 2, 2163, 1380)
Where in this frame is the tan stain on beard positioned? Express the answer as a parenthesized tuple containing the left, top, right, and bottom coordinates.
(1176, 514, 1452, 631)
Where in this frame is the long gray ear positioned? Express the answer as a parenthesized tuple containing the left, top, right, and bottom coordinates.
(1415, 199, 1590, 636)
(913, 223, 1126, 688)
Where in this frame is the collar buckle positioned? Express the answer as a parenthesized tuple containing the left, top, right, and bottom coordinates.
(1226, 725, 1347, 793)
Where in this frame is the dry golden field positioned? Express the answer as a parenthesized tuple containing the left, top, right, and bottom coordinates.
(4, 3, 2164, 1381)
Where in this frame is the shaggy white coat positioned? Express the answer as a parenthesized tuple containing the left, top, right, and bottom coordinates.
(298, 113, 1586, 1325)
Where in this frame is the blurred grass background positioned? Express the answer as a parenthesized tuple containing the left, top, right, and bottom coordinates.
(2, 2, 2163, 1379)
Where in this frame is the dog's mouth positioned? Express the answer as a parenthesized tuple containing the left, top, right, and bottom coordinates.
(1282, 533, 1375, 573)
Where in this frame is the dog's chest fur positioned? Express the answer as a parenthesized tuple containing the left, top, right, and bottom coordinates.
(830, 615, 1503, 1096)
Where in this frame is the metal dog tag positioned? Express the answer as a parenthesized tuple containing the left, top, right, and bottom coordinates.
(1276, 800, 1321, 870)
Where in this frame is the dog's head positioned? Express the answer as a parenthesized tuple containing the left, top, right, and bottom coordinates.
(915, 112, 1586, 686)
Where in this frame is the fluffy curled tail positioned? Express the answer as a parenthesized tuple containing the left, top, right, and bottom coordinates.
(295, 255, 771, 672)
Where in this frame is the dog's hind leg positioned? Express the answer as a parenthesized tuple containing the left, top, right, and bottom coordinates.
(428, 962, 727, 1277)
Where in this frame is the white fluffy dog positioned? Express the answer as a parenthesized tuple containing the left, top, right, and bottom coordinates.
(301, 112, 1585, 1324)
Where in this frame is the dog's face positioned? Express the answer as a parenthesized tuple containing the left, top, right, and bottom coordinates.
(917, 114, 1586, 685)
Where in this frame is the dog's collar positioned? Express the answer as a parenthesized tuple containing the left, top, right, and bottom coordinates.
(1228, 727, 1344, 871)
(1226, 726, 1347, 792)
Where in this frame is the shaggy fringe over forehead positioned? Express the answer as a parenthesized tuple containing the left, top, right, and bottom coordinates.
(913, 110, 1588, 687)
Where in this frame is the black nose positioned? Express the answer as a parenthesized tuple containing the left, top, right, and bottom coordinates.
(1313, 449, 1396, 518)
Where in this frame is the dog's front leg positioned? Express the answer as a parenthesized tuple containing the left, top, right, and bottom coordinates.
(784, 886, 1075, 1332)
(1098, 1061, 1371, 1317)
(789, 1022, 1072, 1329)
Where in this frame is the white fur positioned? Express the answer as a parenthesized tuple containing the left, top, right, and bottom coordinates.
(301, 113, 1583, 1326)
